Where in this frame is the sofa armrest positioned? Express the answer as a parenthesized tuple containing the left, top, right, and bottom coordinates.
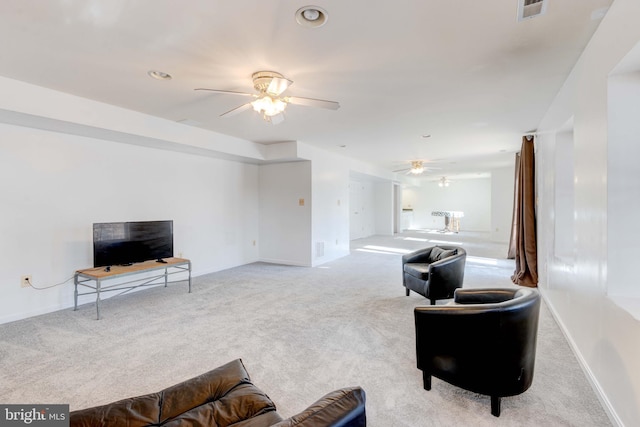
(271, 387, 366, 427)
(453, 288, 518, 305)
(428, 254, 465, 286)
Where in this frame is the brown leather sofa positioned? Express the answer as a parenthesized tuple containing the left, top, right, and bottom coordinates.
(414, 287, 541, 416)
(402, 245, 466, 305)
(70, 359, 366, 426)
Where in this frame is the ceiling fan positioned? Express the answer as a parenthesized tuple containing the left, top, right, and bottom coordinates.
(195, 71, 340, 124)
(437, 176, 452, 187)
(393, 160, 440, 175)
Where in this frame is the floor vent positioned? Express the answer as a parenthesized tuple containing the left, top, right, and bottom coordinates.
(517, 0, 547, 21)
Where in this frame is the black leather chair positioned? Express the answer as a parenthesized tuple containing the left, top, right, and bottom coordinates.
(402, 245, 466, 304)
(414, 287, 541, 416)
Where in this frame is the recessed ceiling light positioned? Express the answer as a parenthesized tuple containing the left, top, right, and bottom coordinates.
(148, 70, 172, 80)
(296, 6, 328, 28)
(303, 9, 320, 21)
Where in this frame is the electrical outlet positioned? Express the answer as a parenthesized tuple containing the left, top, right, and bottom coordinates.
(21, 275, 32, 288)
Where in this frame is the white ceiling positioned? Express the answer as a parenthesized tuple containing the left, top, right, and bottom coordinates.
(0, 0, 613, 179)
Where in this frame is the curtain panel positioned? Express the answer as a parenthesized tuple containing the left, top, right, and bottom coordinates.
(510, 136, 538, 287)
(507, 153, 521, 260)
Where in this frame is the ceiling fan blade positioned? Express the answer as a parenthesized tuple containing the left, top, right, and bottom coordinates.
(392, 168, 410, 173)
(194, 88, 256, 98)
(266, 77, 293, 96)
(220, 102, 253, 117)
(285, 96, 340, 110)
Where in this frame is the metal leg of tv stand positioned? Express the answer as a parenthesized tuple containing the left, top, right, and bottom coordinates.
(96, 279, 101, 320)
(73, 273, 78, 311)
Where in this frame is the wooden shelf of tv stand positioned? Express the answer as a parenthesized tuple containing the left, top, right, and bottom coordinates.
(74, 257, 191, 320)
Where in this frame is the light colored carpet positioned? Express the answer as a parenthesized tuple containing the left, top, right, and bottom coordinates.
(0, 230, 611, 426)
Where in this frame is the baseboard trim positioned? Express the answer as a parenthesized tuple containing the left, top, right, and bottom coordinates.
(539, 289, 624, 427)
(258, 258, 312, 267)
(0, 303, 72, 325)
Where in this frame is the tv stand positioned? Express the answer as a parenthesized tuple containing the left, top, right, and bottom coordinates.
(74, 257, 191, 320)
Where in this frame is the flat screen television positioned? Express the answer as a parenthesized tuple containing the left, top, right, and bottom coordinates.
(93, 220, 173, 267)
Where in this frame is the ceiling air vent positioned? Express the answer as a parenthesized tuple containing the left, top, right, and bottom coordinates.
(517, 0, 547, 21)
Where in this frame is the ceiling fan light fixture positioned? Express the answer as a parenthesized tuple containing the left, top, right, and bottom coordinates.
(296, 6, 328, 28)
(195, 69, 338, 124)
(438, 177, 450, 187)
(409, 160, 425, 174)
(251, 95, 287, 118)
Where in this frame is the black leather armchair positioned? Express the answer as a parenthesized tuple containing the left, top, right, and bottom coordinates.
(402, 245, 466, 304)
(414, 287, 541, 416)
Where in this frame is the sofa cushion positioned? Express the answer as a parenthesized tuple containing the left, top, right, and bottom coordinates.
(271, 387, 366, 427)
(428, 247, 457, 262)
(70, 394, 162, 427)
(160, 361, 277, 425)
(404, 263, 430, 280)
(70, 359, 279, 427)
(437, 248, 457, 260)
(69, 361, 366, 427)
(427, 246, 445, 262)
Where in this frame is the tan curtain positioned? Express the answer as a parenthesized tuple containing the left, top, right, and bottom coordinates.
(510, 136, 538, 287)
(507, 153, 521, 259)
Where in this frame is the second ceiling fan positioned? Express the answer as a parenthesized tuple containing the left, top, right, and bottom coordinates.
(195, 71, 340, 124)
(393, 160, 440, 175)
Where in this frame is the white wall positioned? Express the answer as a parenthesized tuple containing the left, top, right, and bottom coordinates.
(402, 178, 492, 232)
(348, 177, 394, 240)
(554, 129, 576, 261)
(374, 181, 394, 236)
(536, 0, 640, 425)
(608, 71, 640, 299)
(349, 180, 375, 240)
(491, 166, 516, 243)
(258, 161, 312, 266)
(308, 147, 351, 265)
(0, 123, 260, 324)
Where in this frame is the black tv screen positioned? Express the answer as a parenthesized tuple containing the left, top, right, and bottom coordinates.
(93, 220, 173, 267)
